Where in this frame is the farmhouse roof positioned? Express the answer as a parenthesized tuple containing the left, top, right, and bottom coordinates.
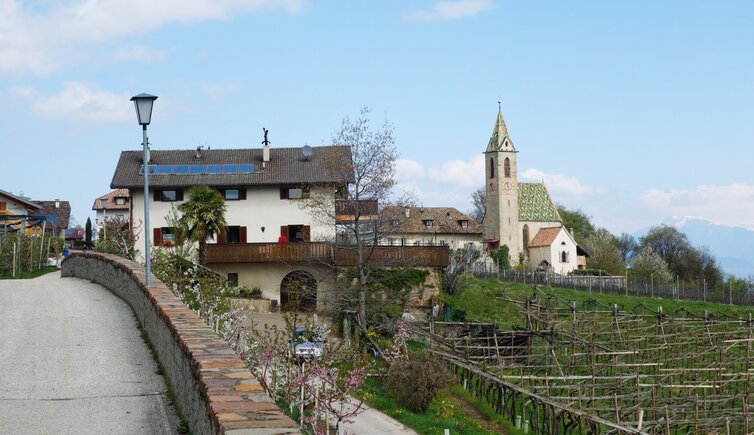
(111, 146, 354, 189)
(381, 206, 482, 235)
(92, 189, 130, 211)
(32, 200, 71, 230)
(528, 226, 563, 248)
(518, 183, 561, 222)
(0, 189, 42, 211)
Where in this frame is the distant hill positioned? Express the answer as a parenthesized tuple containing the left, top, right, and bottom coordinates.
(634, 218, 754, 278)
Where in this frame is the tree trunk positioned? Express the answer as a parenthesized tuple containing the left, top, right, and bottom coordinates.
(199, 239, 206, 265)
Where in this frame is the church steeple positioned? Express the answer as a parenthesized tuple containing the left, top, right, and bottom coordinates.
(486, 105, 516, 153)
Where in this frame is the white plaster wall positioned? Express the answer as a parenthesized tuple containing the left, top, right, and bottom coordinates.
(130, 186, 336, 260)
(209, 262, 335, 310)
(548, 229, 579, 275)
(386, 232, 483, 250)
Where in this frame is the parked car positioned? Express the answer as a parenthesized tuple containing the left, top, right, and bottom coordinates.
(289, 327, 325, 360)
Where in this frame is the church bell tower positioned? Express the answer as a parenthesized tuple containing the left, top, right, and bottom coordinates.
(482, 104, 520, 262)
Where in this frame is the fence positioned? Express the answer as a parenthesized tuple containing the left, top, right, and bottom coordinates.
(466, 261, 754, 307)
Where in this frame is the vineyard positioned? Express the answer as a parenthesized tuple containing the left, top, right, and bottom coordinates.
(415, 285, 754, 434)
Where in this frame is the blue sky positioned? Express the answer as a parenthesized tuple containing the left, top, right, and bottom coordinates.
(2, 0, 754, 237)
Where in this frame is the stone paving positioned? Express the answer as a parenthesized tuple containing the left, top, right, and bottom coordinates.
(0, 271, 178, 435)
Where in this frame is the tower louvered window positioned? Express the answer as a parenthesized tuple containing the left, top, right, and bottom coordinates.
(504, 158, 511, 178)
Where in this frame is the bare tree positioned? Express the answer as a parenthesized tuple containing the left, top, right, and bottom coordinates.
(305, 107, 414, 328)
(469, 187, 486, 223)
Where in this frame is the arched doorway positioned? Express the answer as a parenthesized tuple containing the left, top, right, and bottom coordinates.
(280, 270, 317, 312)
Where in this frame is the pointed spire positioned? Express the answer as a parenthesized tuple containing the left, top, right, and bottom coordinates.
(486, 103, 515, 152)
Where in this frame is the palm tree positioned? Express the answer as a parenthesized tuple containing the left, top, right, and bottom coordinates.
(177, 186, 227, 264)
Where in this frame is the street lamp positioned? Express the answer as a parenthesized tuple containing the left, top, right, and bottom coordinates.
(131, 93, 157, 286)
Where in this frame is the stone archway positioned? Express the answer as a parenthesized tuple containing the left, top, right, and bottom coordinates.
(280, 270, 317, 312)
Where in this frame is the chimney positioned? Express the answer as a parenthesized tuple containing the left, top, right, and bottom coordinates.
(55, 199, 60, 208)
(262, 128, 270, 168)
(195, 146, 203, 159)
(404, 207, 410, 218)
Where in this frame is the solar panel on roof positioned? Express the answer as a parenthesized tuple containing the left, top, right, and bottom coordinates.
(173, 165, 190, 174)
(206, 164, 222, 173)
(239, 164, 254, 173)
(222, 164, 238, 173)
(189, 165, 205, 174)
(154, 166, 173, 174)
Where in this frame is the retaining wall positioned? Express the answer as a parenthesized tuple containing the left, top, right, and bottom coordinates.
(61, 252, 298, 435)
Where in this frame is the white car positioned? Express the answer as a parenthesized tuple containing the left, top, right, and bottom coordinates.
(290, 327, 325, 360)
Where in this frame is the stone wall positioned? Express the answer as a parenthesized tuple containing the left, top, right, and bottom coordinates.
(61, 252, 298, 435)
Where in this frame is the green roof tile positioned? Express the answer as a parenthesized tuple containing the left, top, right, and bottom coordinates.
(517, 183, 561, 222)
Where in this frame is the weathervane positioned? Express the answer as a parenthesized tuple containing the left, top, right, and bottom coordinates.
(262, 128, 270, 146)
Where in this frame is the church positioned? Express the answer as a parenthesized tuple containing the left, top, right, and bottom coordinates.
(482, 108, 582, 275)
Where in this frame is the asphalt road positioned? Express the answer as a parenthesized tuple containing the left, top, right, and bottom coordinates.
(0, 271, 177, 435)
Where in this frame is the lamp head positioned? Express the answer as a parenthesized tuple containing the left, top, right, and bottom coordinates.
(130, 93, 158, 126)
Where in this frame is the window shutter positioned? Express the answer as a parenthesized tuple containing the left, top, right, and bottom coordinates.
(154, 190, 161, 201)
(239, 188, 246, 200)
(217, 228, 227, 244)
(280, 226, 289, 239)
(303, 225, 311, 242)
(176, 189, 184, 201)
(0, 202, 6, 211)
(153, 228, 163, 246)
(280, 188, 288, 200)
(240, 226, 247, 243)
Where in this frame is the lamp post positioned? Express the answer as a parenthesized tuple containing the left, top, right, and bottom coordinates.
(131, 93, 158, 286)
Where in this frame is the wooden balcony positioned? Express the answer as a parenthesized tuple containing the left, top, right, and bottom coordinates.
(205, 242, 449, 267)
(205, 242, 334, 264)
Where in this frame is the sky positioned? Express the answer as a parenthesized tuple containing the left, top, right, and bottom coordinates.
(2, 0, 754, 239)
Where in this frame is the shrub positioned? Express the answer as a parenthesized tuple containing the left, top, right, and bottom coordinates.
(385, 352, 452, 413)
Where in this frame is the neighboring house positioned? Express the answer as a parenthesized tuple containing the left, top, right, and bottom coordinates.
(380, 206, 483, 250)
(0, 189, 42, 234)
(482, 108, 581, 274)
(32, 200, 71, 238)
(92, 189, 131, 231)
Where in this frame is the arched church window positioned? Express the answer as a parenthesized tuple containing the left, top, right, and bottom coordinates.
(504, 158, 511, 178)
(489, 158, 494, 179)
(522, 225, 529, 251)
(561, 251, 568, 263)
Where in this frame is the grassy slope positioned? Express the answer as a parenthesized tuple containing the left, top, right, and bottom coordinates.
(441, 277, 754, 329)
(0, 266, 59, 280)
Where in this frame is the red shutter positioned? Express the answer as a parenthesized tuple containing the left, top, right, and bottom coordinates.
(217, 228, 227, 244)
(240, 226, 247, 243)
(280, 226, 289, 239)
(176, 190, 184, 201)
(280, 188, 288, 199)
(153, 228, 163, 246)
(239, 188, 247, 200)
(154, 190, 161, 201)
(303, 225, 311, 242)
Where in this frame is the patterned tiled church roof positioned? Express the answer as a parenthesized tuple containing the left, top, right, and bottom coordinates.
(486, 110, 516, 152)
(518, 183, 561, 222)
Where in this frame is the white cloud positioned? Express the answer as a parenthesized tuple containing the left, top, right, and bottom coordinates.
(640, 184, 754, 231)
(0, 0, 307, 75)
(10, 82, 132, 123)
(112, 45, 170, 63)
(397, 155, 484, 188)
(403, 0, 494, 22)
(519, 168, 606, 199)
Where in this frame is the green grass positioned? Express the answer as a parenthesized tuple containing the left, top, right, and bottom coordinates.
(441, 276, 754, 329)
(0, 266, 59, 280)
(357, 375, 518, 435)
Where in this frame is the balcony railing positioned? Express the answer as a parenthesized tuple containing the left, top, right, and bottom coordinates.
(205, 242, 449, 267)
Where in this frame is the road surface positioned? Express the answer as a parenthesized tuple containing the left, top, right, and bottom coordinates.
(0, 271, 177, 435)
